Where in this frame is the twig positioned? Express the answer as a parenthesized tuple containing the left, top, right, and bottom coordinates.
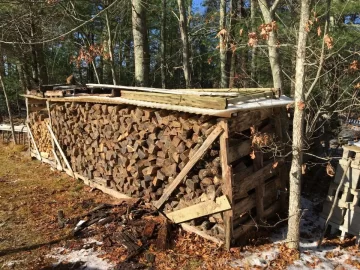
(317, 158, 352, 248)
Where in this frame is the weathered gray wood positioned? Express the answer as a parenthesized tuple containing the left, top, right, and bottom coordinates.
(181, 223, 224, 245)
(166, 196, 231, 223)
(219, 119, 233, 250)
(228, 140, 251, 163)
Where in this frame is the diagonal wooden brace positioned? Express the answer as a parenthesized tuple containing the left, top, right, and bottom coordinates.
(153, 124, 224, 209)
(46, 123, 75, 178)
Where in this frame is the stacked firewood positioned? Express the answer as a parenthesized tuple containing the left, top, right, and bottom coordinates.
(28, 111, 52, 155)
(50, 103, 223, 214)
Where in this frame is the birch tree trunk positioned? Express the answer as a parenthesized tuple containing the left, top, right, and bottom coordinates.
(258, 0, 283, 91)
(177, 0, 191, 88)
(132, 0, 150, 87)
(160, 0, 166, 88)
(286, 0, 312, 250)
(219, 0, 228, 88)
(105, 9, 117, 85)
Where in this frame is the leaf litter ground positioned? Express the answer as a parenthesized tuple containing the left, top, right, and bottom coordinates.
(0, 143, 359, 269)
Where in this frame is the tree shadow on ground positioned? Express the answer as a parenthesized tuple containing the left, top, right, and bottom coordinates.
(0, 236, 69, 257)
(40, 261, 100, 270)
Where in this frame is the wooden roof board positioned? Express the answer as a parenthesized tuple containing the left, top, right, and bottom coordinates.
(23, 94, 293, 118)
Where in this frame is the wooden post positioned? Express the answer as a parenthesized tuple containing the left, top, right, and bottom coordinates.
(219, 119, 233, 250)
(25, 98, 31, 152)
(273, 107, 289, 211)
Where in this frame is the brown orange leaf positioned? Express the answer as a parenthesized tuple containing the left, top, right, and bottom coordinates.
(250, 125, 256, 135)
(216, 28, 227, 38)
(326, 163, 335, 177)
(250, 150, 256, 159)
(324, 34, 333, 49)
(239, 28, 243, 36)
(297, 101, 305, 110)
(230, 43, 236, 54)
(302, 164, 306, 175)
(272, 161, 279, 169)
(317, 26, 322, 37)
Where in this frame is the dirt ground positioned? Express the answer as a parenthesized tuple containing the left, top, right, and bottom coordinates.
(1, 142, 359, 270)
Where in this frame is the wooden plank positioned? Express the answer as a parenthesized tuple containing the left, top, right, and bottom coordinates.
(228, 140, 251, 164)
(178, 88, 279, 93)
(27, 97, 47, 104)
(232, 219, 256, 240)
(233, 193, 256, 219)
(166, 196, 231, 223)
(86, 83, 239, 97)
(181, 223, 224, 245)
(153, 125, 224, 209)
(219, 119, 233, 250)
(227, 91, 275, 105)
(52, 149, 63, 171)
(26, 123, 42, 161)
(228, 109, 272, 134)
(263, 201, 281, 218)
(232, 162, 276, 201)
(121, 90, 227, 110)
(29, 105, 47, 113)
(46, 124, 74, 178)
(72, 172, 131, 199)
(45, 90, 64, 97)
(255, 184, 265, 221)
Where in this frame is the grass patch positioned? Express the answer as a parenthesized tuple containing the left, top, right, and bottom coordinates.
(0, 143, 113, 269)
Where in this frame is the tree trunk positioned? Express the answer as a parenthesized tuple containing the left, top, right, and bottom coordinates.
(177, 0, 191, 88)
(0, 66, 17, 144)
(219, 0, 228, 88)
(286, 0, 312, 250)
(250, 0, 257, 86)
(160, 0, 166, 88)
(105, 9, 117, 85)
(132, 0, 150, 87)
(228, 0, 237, 88)
(258, 0, 283, 91)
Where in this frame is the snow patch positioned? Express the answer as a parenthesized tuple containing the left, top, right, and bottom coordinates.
(48, 238, 114, 270)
